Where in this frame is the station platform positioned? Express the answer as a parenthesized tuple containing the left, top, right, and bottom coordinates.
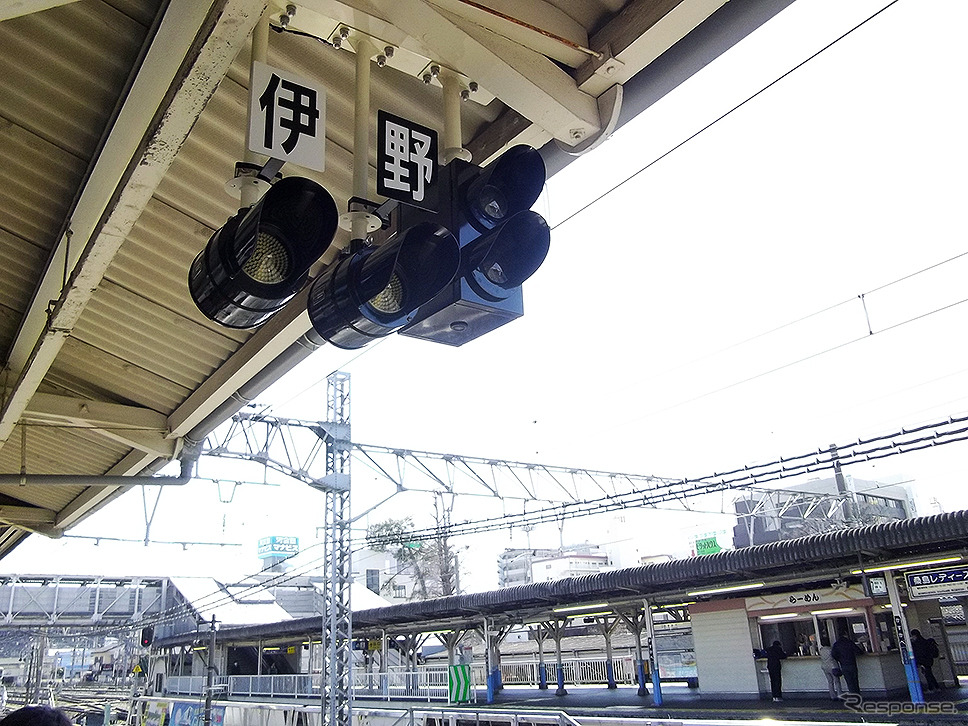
(355, 681, 968, 724)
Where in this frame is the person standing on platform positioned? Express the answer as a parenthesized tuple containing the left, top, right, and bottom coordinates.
(819, 644, 842, 700)
(910, 629, 941, 692)
(765, 640, 787, 701)
(831, 632, 863, 695)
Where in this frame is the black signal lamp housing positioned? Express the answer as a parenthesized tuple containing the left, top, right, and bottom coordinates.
(189, 177, 338, 329)
(307, 222, 460, 350)
(399, 145, 550, 346)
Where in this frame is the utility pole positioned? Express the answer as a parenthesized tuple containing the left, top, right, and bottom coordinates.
(203, 615, 217, 726)
(23, 645, 34, 705)
(32, 631, 48, 704)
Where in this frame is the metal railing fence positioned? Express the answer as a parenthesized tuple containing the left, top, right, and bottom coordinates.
(164, 656, 633, 701)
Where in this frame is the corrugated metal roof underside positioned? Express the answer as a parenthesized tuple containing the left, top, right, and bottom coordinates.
(0, 0, 164, 552)
(0, 0, 162, 360)
(0, 425, 129, 510)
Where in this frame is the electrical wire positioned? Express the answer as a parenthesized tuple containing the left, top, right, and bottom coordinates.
(615, 248, 968, 400)
(238, 0, 909, 436)
(366, 411, 968, 544)
(20, 410, 966, 640)
(550, 0, 902, 234)
(617, 292, 968, 425)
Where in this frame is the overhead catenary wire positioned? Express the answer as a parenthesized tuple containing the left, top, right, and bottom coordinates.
(133, 400, 968, 630)
(549, 0, 902, 234)
(618, 290, 968, 425)
(364, 412, 968, 545)
(27, 411, 966, 641)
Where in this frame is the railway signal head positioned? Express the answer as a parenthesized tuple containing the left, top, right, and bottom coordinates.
(306, 222, 460, 349)
(189, 177, 338, 329)
(399, 145, 551, 346)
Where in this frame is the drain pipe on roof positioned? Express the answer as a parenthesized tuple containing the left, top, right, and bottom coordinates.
(5, 457, 194, 538)
(0, 455, 194, 489)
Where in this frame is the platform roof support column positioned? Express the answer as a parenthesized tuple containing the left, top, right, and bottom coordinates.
(594, 615, 621, 689)
(641, 600, 663, 705)
(618, 608, 649, 699)
(541, 618, 569, 696)
(530, 624, 550, 690)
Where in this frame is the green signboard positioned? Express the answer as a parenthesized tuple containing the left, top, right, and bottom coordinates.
(695, 536, 721, 555)
(448, 664, 472, 703)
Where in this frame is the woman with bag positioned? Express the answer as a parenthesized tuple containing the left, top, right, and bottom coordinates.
(819, 644, 842, 700)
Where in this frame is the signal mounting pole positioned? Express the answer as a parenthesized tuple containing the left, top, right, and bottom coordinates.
(317, 372, 353, 726)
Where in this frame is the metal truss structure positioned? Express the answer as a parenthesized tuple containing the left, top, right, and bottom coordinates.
(195, 374, 918, 726)
(0, 575, 170, 627)
(202, 419, 680, 507)
(733, 484, 909, 547)
(320, 372, 352, 726)
(201, 372, 353, 726)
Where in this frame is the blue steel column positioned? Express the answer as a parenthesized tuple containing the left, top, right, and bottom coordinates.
(596, 615, 620, 689)
(618, 609, 649, 698)
(885, 572, 924, 704)
(483, 618, 494, 703)
(541, 619, 568, 696)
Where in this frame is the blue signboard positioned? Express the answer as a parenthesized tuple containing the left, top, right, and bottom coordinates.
(257, 536, 299, 559)
(906, 566, 968, 599)
(169, 701, 225, 726)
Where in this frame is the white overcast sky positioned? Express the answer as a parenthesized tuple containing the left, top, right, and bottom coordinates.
(5, 0, 968, 591)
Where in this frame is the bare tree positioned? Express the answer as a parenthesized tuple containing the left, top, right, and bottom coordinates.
(366, 496, 459, 600)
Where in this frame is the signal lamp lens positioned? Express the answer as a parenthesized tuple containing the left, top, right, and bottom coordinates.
(466, 210, 550, 299)
(188, 177, 338, 329)
(369, 273, 406, 315)
(464, 146, 545, 231)
(242, 231, 291, 284)
(307, 222, 460, 349)
(478, 184, 508, 223)
(483, 261, 508, 285)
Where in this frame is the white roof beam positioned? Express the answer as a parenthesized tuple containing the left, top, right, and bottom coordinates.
(576, 0, 729, 95)
(425, 0, 591, 69)
(18, 391, 178, 459)
(167, 289, 314, 438)
(312, 0, 602, 145)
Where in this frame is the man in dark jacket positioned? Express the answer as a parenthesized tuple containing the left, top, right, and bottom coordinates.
(765, 640, 787, 701)
(911, 629, 941, 692)
(831, 632, 863, 694)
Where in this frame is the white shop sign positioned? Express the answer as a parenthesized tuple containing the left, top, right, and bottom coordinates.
(745, 584, 867, 612)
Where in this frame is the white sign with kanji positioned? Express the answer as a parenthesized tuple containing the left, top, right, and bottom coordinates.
(248, 61, 326, 172)
(377, 110, 439, 210)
